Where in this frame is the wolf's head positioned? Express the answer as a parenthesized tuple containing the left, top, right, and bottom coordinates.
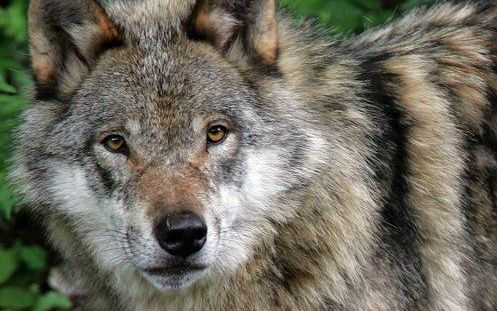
(12, 0, 327, 290)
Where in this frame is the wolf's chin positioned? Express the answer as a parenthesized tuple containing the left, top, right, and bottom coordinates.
(141, 269, 208, 291)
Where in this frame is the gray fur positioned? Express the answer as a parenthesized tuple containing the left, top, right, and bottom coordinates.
(10, 0, 497, 310)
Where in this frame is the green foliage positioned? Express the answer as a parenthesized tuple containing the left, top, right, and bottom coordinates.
(0, 0, 425, 309)
(0, 0, 30, 222)
(0, 287, 72, 311)
(0, 0, 73, 310)
(0, 286, 39, 309)
(0, 0, 27, 44)
(19, 246, 48, 272)
(0, 249, 18, 285)
(280, 0, 427, 35)
(0, 244, 71, 310)
(34, 292, 73, 311)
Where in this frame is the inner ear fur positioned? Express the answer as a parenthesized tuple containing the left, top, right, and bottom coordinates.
(29, 0, 121, 99)
(190, 0, 279, 67)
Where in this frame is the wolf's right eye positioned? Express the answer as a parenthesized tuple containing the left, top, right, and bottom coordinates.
(102, 135, 128, 155)
(207, 125, 228, 144)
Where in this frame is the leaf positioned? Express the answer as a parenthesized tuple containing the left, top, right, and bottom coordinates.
(34, 291, 72, 311)
(0, 249, 18, 285)
(0, 73, 17, 94)
(0, 184, 18, 221)
(19, 246, 48, 271)
(0, 286, 39, 309)
(401, 0, 425, 10)
(1, 0, 28, 44)
(325, 0, 364, 33)
(362, 9, 394, 29)
(10, 70, 33, 92)
(352, 0, 381, 10)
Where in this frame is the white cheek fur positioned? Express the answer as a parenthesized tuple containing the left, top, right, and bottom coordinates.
(208, 148, 295, 273)
(48, 164, 129, 270)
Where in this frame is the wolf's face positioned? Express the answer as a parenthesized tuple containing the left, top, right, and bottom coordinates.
(15, 0, 318, 291)
(62, 44, 289, 290)
(42, 44, 295, 290)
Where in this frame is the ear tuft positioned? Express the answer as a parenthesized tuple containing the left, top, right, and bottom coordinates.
(192, 1, 240, 51)
(28, 0, 122, 99)
(90, 1, 121, 41)
(249, 0, 278, 66)
(190, 0, 279, 67)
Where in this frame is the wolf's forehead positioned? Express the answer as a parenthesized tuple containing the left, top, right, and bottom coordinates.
(107, 0, 197, 42)
(130, 46, 193, 98)
(102, 1, 244, 97)
(108, 0, 199, 76)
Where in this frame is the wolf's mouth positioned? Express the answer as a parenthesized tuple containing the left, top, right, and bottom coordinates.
(144, 263, 207, 275)
(141, 262, 209, 290)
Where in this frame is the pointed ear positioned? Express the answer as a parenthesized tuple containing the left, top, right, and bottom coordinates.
(29, 0, 121, 99)
(190, 0, 278, 68)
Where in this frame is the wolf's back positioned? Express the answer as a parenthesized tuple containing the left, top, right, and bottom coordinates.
(337, 2, 497, 309)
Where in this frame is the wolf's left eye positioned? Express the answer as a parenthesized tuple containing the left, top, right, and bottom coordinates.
(207, 125, 227, 144)
(102, 135, 128, 154)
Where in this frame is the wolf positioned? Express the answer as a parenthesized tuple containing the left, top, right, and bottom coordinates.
(9, 0, 497, 309)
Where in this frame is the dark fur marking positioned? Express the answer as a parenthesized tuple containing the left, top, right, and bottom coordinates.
(481, 89, 497, 154)
(357, 58, 428, 304)
(487, 68, 497, 214)
(219, 156, 244, 188)
(34, 82, 59, 101)
(94, 158, 115, 194)
(486, 166, 497, 214)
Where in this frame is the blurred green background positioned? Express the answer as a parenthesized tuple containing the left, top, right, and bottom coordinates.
(0, 0, 425, 309)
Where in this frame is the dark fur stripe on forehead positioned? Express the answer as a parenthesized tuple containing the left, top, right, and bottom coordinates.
(357, 58, 428, 304)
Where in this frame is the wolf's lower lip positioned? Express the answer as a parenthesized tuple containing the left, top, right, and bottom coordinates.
(144, 264, 206, 275)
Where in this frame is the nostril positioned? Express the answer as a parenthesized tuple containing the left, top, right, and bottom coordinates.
(164, 230, 183, 245)
(192, 227, 207, 240)
(154, 212, 208, 257)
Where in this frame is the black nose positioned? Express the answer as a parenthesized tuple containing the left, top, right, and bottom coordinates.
(154, 212, 207, 258)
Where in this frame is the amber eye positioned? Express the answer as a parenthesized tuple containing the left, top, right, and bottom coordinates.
(207, 125, 227, 144)
(102, 135, 127, 154)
